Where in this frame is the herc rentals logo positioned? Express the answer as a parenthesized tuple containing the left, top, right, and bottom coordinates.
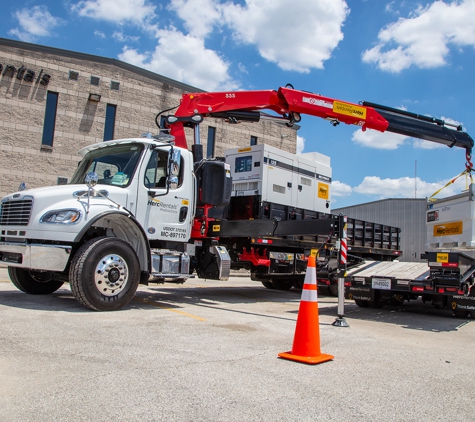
(433, 221, 463, 237)
(333, 101, 367, 119)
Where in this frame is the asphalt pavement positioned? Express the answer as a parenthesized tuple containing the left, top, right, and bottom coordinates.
(0, 265, 474, 421)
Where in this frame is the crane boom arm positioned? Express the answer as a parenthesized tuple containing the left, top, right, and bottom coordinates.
(164, 86, 473, 153)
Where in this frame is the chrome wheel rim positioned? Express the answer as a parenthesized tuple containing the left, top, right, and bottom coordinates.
(94, 254, 129, 296)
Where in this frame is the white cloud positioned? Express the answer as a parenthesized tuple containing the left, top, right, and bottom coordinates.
(112, 31, 140, 43)
(221, 0, 349, 72)
(413, 140, 446, 150)
(296, 135, 305, 154)
(238, 63, 248, 74)
(94, 30, 106, 39)
(168, 0, 221, 38)
(119, 29, 239, 91)
(331, 180, 352, 197)
(72, 0, 156, 25)
(352, 129, 408, 149)
(353, 175, 469, 199)
(363, 0, 475, 72)
(8, 6, 64, 41)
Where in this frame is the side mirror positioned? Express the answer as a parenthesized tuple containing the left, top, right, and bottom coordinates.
(168, 149, 181, 189)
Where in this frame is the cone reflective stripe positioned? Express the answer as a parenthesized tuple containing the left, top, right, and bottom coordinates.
(301, 261, 317, 302)
(278, 255, 334, 365)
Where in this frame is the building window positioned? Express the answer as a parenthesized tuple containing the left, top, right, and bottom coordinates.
(90, 76, 100, 86)
(104, 104, 117, 141)
(41, 91, 59, 148)
(110, 81, 120, 91)
(250, 135, 258, 146)
(207, 126, 216, 158)
(69, 71, 79, 81)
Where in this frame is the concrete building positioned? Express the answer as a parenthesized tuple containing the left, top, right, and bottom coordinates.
(0, 38, 297, 198)
(333, 198, 427, 262)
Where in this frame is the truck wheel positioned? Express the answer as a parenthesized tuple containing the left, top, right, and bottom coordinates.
(69, 237, 140, 311)
(261, 281, 274, 289)
(354, 299, 369, 308)
(271, 280, 294, 290)
(328, 284, 339, 297)
(8, 267, 64, 294)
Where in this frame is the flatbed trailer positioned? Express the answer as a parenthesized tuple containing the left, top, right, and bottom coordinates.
(345, 253, 475, 317)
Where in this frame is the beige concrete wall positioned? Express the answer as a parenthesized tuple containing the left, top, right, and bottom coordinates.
(0, 39, 297, 198)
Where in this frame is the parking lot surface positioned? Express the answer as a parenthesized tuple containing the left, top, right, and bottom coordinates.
(1, 266, 474, 421)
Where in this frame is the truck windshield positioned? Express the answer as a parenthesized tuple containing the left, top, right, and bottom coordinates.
(70, 143, 144, 187)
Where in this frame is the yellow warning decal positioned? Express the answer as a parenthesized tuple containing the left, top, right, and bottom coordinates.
(436, 253, 449, 263)
(182, 199, 189, 206)
(238, 147, 252, 152)
(212, 225, 220, 232)
(333, 101, 367, 119)
(310, 249, 319, 257)
(318, 182, 329, 200)
(433, 221, 463, 237)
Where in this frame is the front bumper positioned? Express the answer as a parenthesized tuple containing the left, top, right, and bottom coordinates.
(0, 242, 72, 272)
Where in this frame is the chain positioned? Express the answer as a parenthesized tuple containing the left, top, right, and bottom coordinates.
(466, 150, 474, 185)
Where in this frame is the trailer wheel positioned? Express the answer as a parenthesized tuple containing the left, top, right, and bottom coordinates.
(69, 237, 140, 311)
(453, 308, 469, 318)
(8, 267, 64, 294)
(318, 286, 330, 296)
(354, 299, 369, 308)
(369, 300, 384, 309)
(328, 284, 339, 297)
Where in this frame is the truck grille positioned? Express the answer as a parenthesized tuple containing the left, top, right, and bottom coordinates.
(0, 199, 33, 226)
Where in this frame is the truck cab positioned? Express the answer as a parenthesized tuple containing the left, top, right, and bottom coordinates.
(0, 136, 199, 310)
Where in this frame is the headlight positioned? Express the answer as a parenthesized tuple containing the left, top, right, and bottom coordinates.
(40, 209, 82, 224)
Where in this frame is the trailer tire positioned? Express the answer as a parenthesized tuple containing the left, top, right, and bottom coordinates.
(354, 299, 369, 308)
(8, 267, 64, 294)
(369, 300, 384, 309)
(318, 286, 330, 296)
(328, 284, 339, 297)
(453, 308, 469, 318)
(69, 237, 140, 311)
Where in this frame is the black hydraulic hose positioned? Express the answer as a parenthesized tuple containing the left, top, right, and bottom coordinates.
(155, 104, 179, 129)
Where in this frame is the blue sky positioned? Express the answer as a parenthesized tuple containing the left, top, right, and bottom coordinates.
(1, 0, 475, 208)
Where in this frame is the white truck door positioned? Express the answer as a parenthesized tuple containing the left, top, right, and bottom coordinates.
(135, 147, 193, 242)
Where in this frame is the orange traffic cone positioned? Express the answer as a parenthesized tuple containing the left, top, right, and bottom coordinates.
(278, 255, 334, 365)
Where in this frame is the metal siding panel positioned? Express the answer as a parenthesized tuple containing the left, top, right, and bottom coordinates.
(333, 199, 426, 262)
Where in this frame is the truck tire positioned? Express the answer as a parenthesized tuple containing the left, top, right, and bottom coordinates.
(69, 237, 140, 311)
(271, 280, 294, 290)
(8, 267, 64, 294)
(261, 281, 274, 289)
